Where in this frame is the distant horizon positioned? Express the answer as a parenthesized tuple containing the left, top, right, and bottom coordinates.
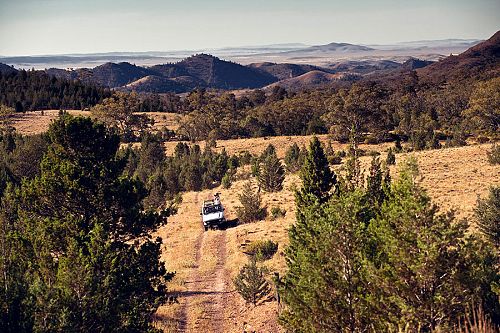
(0, 35, 491, 58)
(1, 0, 498, 57)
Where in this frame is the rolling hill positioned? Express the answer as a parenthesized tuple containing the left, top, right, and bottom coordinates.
(44, 54, 278, 92)
(248, 62, 325, 80)
(417, 30, 500, 83)
(264, 70, 354, 90)
(0, 63, 17, 75)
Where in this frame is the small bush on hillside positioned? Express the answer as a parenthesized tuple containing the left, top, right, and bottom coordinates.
(394, 138, 403, 153)
(284, 143, 301, 173)
(386, 148, 396, 165)
(329, 153, 343, 165)
(445, 126, 467, 148)
(270, 207, 286, 220)
(477, 136, 490, 144)
(238, 151, 253, 165)
(244, 240, 279, 261)
(221, 172, 233, 189)
(487, 143, 500, 165)
(236, 181, 267, 223)
(234, 258, 272, 306)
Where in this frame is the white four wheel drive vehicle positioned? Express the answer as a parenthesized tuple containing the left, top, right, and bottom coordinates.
(201, 193, 226, 231)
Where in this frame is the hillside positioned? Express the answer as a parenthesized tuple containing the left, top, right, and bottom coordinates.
(43, 54, 278, 92)
(0, 63, 17, 75)
(264, 70, 352, 90)
(417, 30, 500, 83)
(248, 62, 324, 80)
(303, 42, 374, 52)
(175, 54, 276, 89)
(122, 75, 188, 93)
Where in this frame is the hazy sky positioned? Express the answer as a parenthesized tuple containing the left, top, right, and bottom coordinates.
(0, 0, 498, 56)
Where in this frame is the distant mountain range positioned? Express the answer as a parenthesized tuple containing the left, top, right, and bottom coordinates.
(35, 54, 438, 93)
(0, 38, 483, 69)
(1, 32, 497, 93)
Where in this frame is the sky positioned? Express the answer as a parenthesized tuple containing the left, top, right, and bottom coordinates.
(0, 0, 498, 56)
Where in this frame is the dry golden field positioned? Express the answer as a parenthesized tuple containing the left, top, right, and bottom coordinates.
(11, 110, 181, 135)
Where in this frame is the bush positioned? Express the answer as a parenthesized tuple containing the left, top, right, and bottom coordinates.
(477, 136, 490, 144)
(487, 143, 500, 165)
(238, 151, 253, 165)
(284, 143, 301, 173)
(234, 258, 272, 306)
(270, 207, 286, 220)
(386, 148, 396, 165)
(236, 181, 267, 223)
(244, 240, 279, 261)
(394, 138, 403, 153)
(221, 172, 233, 189)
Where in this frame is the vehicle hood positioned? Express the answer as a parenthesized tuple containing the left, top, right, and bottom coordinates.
(203, 212, 224, 222)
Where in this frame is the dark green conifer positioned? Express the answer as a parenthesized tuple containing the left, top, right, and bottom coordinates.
(258, 149, 285, 192)
(234, 258, 271, 306)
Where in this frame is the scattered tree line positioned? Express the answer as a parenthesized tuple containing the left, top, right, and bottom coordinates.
(175, 75, 498, 150)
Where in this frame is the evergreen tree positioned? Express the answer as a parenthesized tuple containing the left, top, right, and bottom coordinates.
(236, 181, 266, 223)
(366, 156, 386, 208)
(1, 114, 173, 332)
(297, 136, 336, 205)
(476, 186, 500, 249)
(284, 143, 301, 173)
(281, 190, 376, 332)
(234, 258, 272, 306)
(368, 158, 476, 330)
(258, 150, 285, 192)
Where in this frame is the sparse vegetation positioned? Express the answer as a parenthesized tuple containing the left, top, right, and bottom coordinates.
(270, 206, 286, 220)
(487, 143, 500, 165)
(244, 240, 278, 261)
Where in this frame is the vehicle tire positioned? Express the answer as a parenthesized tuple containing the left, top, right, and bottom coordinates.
(204, 226, 208, 231)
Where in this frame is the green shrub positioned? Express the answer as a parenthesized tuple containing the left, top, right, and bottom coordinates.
(270, 207, 286, 220)
(236, 181, 267, 223)
(487, 143, 500, 165)
(258, 151, 285, 192)
(244, 240, 279, 261)
(234, 258, 271, 306)
(394, 138, 403, 153)
(221, 172, 233, 189)
(238, 151, 253, 165)
(284, 143, 301, 173)
(477, 136, 490, 144)
(386, 148, 396, 165)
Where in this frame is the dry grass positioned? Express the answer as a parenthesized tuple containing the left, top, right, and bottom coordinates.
(11, 110, 182, 135)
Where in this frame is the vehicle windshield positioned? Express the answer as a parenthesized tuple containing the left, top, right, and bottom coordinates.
(203, 204, 222, 215)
